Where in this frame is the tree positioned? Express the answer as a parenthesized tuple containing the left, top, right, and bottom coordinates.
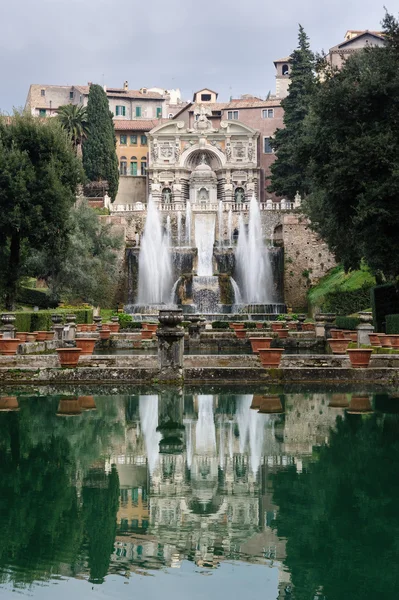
(25, 201, 123, 306)
(57, 104, 89, 151)
(0, 113, 83, 309)
(268, 25, 316, 199)
(82, 84, 119, 201)
(304, 12, 399, 278)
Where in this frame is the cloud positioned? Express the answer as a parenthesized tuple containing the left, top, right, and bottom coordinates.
(0, 0, 390, 111)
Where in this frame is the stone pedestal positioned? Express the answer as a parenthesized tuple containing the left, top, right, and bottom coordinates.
(357, 323, 374, 347)
(315, 316, 326, 339)
(157, 309, 184, 381)
(53, 325, 65, 342)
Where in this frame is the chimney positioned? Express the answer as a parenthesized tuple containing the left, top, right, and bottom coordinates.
(124, 80, 129, 90)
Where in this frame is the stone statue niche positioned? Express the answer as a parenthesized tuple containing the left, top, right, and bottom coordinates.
(189, 152, 218, 205)
(198, 187, 209, 204)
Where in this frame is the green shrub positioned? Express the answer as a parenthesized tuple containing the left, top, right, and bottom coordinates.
(323, 285, 373, 315)
(12, 308, 93, 331)
(16, 286, 54, 309)
(14, 312, 32, 332)
(118, 313, 132, 326)
(31, 311, 53, 331)
(386, 314, 399, 334)
(120, 321, 142, 330)
(335, 316, 360, 330)
(371, 285, 399, 332)
(211, 321, 230, 330)
(244, 321, 257, 329)
(181, 321, 190, 329)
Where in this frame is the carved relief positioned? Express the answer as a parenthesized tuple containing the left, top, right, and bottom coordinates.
(160, 143, 174, 159)
(151, 141, 159, 162)
(233, 141, 246, 159)
(225, 143, 232, 161)
(193, 104, 213, 131)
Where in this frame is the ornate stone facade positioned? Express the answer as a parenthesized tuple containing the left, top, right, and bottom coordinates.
(148, 109, 260, 206)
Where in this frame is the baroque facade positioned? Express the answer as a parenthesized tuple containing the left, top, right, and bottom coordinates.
(148, 107, 260, 205)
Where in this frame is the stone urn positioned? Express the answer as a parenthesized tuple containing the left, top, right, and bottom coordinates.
(158, 309, 184, 328)
(347, 348, 373, 368)
(0, 338, 21, 355)
(51, 313, 63, 325)
(76, 338, 97, 355)
(0, 396, 19, 411)
(328, 393, 350, 408)
(358, 311, 373, 324)
(248, 337, 273, 353)
(57, 397, 82, 416)
(327, 338, 350, 354)
(65, 314, 77, 324)
(0, 313, 16, 326)
(297, 314, 307, 323)
(78, 395, 97, 411)
(347, 395, 373, 414)
(319, 313, 336, 324)
(258, 348, 284, 368)
(258, 396, 284, 414)
(56, 348, 82, 367)
(250, 395, 264, 409)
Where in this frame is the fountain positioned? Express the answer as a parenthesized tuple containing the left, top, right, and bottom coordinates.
(235, 195, 275, 304)
(228, 209, 233, 247)
(218, 200, 223, 248)
(185, 200, 192, 246)
(192, 214, 221, 313)
(177, 211, 182, 247)
(166, 215, 172, 246)
(136, 196, 173, 307)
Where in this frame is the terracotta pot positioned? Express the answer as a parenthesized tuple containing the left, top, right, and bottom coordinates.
(76, 325, 83, 332)
(380, 334, 392, 348)
(287, 322, 297, 331)
(108, 322, 120, 333)
(277, 328, 289, 339)
(35, 331, 48, 342)
(141, 330, 153, 340)
(235, 329, 247, 339)
(302, 323, 315, 332)
(78, 395, 97, 411)
(258, 396, 284, 414)
(232, 323, 244, 330)
(146, 324, 158, 333)
(15, 332, 28, 343)
(369, 333, 381, 347)
(0, 396, 19, 411)
(248, 337, 272, 353)
(347, 395, 373, 414)
(229, 323, 236, 330)
(0, 338, 21, 355)
(142, 323, 149, 330)
(348, 332, 358, 343)
(45, 331, 55, 341)
(258, 348, 284, 367)
(388, 335, 399, 349)
(26, 333, 37, 342)
(328, 393, 349, 408)
(330, 329, 339, 339)
(75, 338, 96, 355)
(250, 395, 264, 409)
(255, 323, 264, 330)
(56, 348, 81, 367)
(347, 348, 373, 368)
(57, 398, 82, 416)
(271, 322, 284, 332)
(89, 324, 98, 332)
(327, 338, 350, 354)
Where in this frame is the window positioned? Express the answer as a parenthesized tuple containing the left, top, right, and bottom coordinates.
(262, 108, 274, 119)
(69, 91, 74, 100)
(140, 134, 147, 145)
(201, 93, 211, 101)
(168, 113, 173, 119)
(282, 64, 289, 76)
(130, 158, 137, 176)
(136, 106, 142, 117)
(115, 105, 126, 117)
(130, 135, 137, 145)
(39, 109, 46, 117)
(264, 137, 273, 154)
(120, 135, 127, 145)
(41, 89, 45, 97)
(227, 110, 239, 120)
(156, 107, 162, 118)
(120, 156, 127, 175)
(141, 159, 147, 176)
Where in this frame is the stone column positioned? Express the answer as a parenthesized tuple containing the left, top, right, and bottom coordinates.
(314, 314, 326, 339)
(51, 313, 64, 343)
(1, 313, 16, 339)
(357, 312, 374, 347)
(156, 309, 185, 381)
(187, 315, 201, 343)
(65, 314, 77, 342)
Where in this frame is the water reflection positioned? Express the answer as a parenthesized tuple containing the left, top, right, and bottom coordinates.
(0, 390, 399, 598)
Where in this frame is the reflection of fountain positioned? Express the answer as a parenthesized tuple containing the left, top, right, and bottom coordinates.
(235, 195, 274, 303)
(137, 196, 173, 305)
(196, 395, 216, 454)
(139, 395, 161, 475)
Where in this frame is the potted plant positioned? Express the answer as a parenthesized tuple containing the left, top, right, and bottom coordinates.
(99, 326, 111, 340)
(258, 348, 284, 367)
(327, 338, 350, 354)
(0, 338, 21, 355)
(347, 348, 373, 368)
(248, 337, 273, 353)
(76, 338, 97, 355)
(56, 347, 82, 367)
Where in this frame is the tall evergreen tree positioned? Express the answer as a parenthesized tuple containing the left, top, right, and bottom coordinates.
(82, 84, 119, 201)
(269, 25, 316, 199)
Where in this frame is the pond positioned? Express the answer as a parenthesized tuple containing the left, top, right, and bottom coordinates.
(1, 386, 399, 599)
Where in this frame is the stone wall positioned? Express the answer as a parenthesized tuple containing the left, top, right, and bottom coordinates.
(115, 176, 147, 206)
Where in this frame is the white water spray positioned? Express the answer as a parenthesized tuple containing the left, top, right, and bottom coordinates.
(185, 200, 192, 246)
(218, 200, 223, 248)
(177, 211, 182, 247)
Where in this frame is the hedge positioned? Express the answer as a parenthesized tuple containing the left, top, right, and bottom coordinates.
(243, 321, 257, 329)
(386, 314, 399, 334)
(13, 309, 93, 332)
(211, 321, 230, 329)
(335, 316, 361, 331)
(16, 286, 55, 309)
(323, 284, 374, 316)
(371, 284, 399, 332)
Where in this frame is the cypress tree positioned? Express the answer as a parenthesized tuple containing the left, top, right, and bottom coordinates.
(269, 25, 316, 199)
(82, 84, 119, 201)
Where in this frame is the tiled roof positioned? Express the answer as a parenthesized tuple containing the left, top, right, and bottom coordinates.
(183, 99, 281, 111)
(73, 85, 163, 99)
(113, 119, 165, 131)
(274, 57, 291, 63)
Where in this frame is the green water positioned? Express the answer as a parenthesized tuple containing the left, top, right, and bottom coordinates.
(1, 388, 399, 599)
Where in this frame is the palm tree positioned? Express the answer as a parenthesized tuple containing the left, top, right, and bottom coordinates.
(57, 104, 89, 151)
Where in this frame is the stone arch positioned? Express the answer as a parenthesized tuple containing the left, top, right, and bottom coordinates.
(179, 144, 225, 170)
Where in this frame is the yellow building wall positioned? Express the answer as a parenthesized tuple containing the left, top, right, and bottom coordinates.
(116, 129, 149, 175)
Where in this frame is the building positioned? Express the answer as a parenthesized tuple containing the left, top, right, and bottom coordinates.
(24, 82, 182, 119)
(328, 29, 385, 70)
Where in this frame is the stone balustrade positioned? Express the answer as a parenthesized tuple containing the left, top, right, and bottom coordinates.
(111, 200, 294, 214)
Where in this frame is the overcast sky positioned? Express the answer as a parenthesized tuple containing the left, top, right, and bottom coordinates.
(0, 0, 392, 112)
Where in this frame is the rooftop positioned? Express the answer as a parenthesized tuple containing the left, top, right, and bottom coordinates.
(113, 119, 166, 131)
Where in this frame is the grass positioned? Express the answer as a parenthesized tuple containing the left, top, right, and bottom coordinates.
(308, 264, 375, 309)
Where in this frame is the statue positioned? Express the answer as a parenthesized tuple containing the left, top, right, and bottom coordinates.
(235, 187, 245, 203)
(225, 144, 232, 161)
(248, 144, 254, 162)
(294, 191, 302, 209)
(193, 104, 213, 130)
(175, 144, 181, 162)
(151, 142, 158, 162)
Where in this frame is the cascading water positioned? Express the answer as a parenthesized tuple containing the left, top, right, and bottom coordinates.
(218, 200, 223, 248)
(196, 395, 216, 453)
(166, 215, 172, 247)
(228, 209, 233, 247)
(192, 214, 221, 312)
(235, 195, 274, 303)
(177, 211, 182, 247)
(231, 278, 242, 304)
(137, 196, 173, 304)
(185, 200, 192, 247)
(236, 395, 265, 475)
